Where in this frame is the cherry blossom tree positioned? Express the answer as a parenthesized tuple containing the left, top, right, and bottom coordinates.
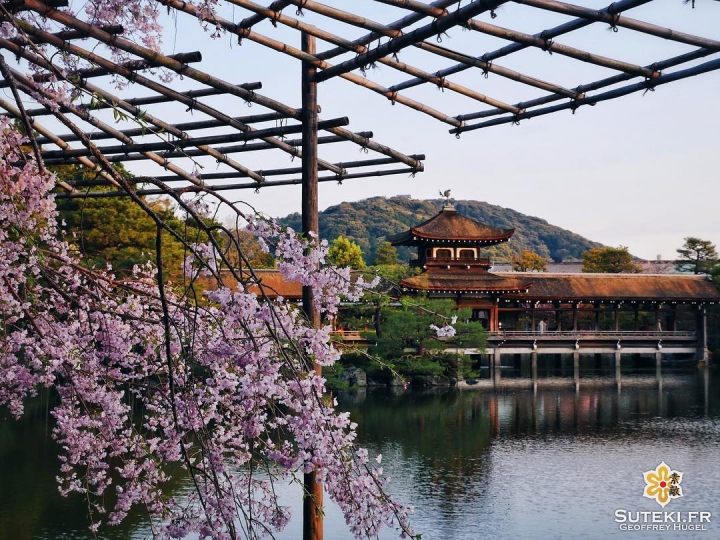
(0, 2, 421, 538)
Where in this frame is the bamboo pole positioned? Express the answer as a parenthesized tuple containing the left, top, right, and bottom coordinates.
(38, 118, 349, 160)
(7, 65, 206, 186)
(69, 155, 425, 185)
(5, 83, 263, 118)
(25, 51, 202, 84)
(0, 38, 266, 183)
(315, 0, 459, 60)
(7, 24, 124, 45)
(461, 19, 659, 80)
(17, 1, 421, 170)
(229, 0, 520, 114)
(452, 56, 720, 133)
(165, 0, 466, 126)
(301, 32, 323, 540)
(0, 95, 84, 192)
(397, 0, 652, 92)
(41, 132, 375, 166)
(278, 0, 578, 100)
(314, 0, 506, 83)
(35, 112, 289, 145)
(2, 16, 344, 176)
(516, 0, 720, 51)
(237, 0, 291, 29)
(56, 167, 421, 197)
(457, 46, 717, 122)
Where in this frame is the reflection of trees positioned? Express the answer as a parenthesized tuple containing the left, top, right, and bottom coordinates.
(0, 395, 191, 539)
(339, 389, 493, 511)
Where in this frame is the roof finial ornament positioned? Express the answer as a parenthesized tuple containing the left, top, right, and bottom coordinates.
(439, 189, 454, 210)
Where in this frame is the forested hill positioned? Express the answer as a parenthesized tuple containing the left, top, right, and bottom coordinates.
(278, 197, 603, 264)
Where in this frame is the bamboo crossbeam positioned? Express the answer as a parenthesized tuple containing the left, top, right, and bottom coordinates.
(7, 65, 206, 187)
(1, 17, 344, 175)
(314, 0, 507, 83)
(451, 56, 720, 133)
(0, 95, 84, 192)
(238, 0, 291, 29)
(0, 82, 264, 118)
(396, 0, 651, 92)
(278, 0, 578, 100)
(461, 19, 659, 80)
(18, 0, 420, 170)
(515, 0, 720, 52)
(0, 37, 268, 183)
(27, 51, 202, 84)
(67, 154, 426, 185)
(56, 167, 421, 198)
(35, 112, 289, 145)
(7, 24, 124, 45)
(457, 46, 717, 122)
(399, 42, 581, 99)
(313, 0, 459, 61)
(166, 0, 465, 125)
(374, 0, 448, 18)
(41, 132, 375, 166)
(39, 117, 349, 160)
(229, 0, 520, 114)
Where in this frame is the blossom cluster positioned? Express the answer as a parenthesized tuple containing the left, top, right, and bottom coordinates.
(0, 120, 415, 539)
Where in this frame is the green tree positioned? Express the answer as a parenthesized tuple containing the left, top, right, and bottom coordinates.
(327, 235, 365, 269)
(373, 241, 399, 266)
(511, 250, 547, 272)
(675, 237, 718, 274)
(371, 298, 486, 360)
(54, 165, 220, 278)
(581, 246, 642, 273)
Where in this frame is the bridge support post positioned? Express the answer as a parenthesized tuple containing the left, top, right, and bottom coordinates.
(655, 350, 662, 367)
(573, 350, 580, 376)
(531, 351, 538, 382)
(493, 347, 501, 385)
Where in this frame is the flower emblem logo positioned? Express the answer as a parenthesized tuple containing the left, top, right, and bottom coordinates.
(643, 462, 683, 507)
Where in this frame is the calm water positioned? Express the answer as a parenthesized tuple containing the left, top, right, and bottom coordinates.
(1, 361, 719, 539)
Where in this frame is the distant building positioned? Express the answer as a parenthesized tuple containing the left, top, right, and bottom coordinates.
(388, 203, 719, 361)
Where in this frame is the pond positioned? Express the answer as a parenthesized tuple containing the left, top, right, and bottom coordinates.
(1, 361, 718, 539)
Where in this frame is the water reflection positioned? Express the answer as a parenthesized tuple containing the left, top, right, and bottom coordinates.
(1, 367, 718, 539)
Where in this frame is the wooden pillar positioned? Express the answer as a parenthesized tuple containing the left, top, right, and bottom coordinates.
(594, 302, 600, 331)
(555, 302, 561, 331)
(531, 304, 536, 332)
(493, 347, 501, 384)
(572, 303, 578, 331)
(614, 304, 620, 331)
(671, 305, 677, 331)
(573, 350, 580, 387)
(301, 32, 323, 540)
(634, 305, 639, 331)
(697, 306, 709, 363)
(655, 350, 662, 366)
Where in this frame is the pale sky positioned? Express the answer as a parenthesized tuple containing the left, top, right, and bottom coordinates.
(25, 1, 720, 260)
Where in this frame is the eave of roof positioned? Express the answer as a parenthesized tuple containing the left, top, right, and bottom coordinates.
(496, 272, 720, 302)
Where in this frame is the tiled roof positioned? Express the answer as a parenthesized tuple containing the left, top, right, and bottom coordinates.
(401, 272, 533, 293)
(201, 269, 303, 300)
(498, 273, 720, 302)
(387, 204, 514, 245)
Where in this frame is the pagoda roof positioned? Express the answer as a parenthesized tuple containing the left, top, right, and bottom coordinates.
(401, 272, 532, 294)
(387, 204, 514, 246)
(498, 273, 720, 303)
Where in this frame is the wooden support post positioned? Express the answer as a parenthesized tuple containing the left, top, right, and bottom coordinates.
(301, 32, 323, 540)
(655, 350, 662, 367)
(572, 303, 578, 331)
(493, 347, 501, 384)
(697, 306, 709, 363)
(614, 305, 620, 331)
(531, 351, 538, 380)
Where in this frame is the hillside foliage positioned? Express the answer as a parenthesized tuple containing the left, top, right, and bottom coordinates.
(278, 196, 602, 265)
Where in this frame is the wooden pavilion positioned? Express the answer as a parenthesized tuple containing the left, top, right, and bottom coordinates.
(389, 203, 720, 362)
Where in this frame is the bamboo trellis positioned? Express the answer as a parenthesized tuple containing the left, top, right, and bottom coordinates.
(0, 0, 715, 197)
